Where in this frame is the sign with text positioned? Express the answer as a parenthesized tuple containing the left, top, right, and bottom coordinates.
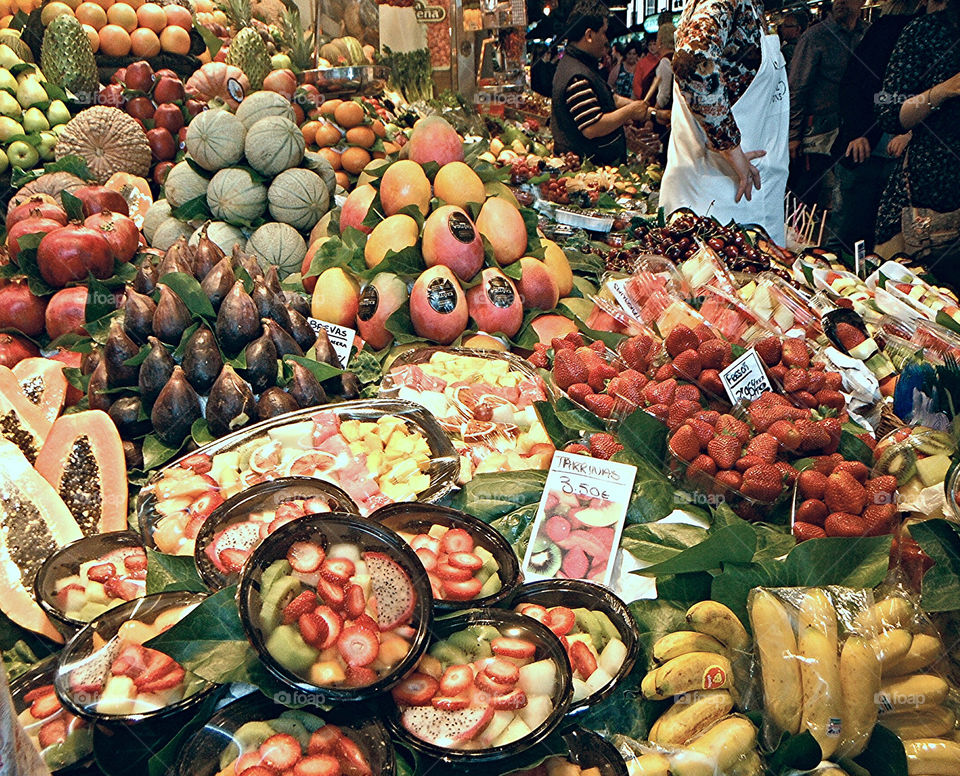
(307, 318, 356, 369)
(521, 452, 636, 587)
(607, 278, 644, 321)
(719, 348, 773, 405)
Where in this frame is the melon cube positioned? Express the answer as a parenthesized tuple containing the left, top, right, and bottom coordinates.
(85, 581, 109, 605)
(520, 694, 553, 730)
(428, 524, 448, 540)
(309, 661, 346, 686)
(480, 710, 515, 746)
(98, 675, 137, 716)
(327, 543, 360, 562)
(493, 715, 531, 746)
(584, 667, 614, 694)
(518, 659, 556, 697)
(571, 677, 590, 702)
(598, 638, 628, 676)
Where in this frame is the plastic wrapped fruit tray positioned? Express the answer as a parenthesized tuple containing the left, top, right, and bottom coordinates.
(553, 207, 615, 232)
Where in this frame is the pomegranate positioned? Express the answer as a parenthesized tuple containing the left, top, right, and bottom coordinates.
(97, 84, 125, 108)
(37, 226, 114, 288)
(73, 186, 129, 217)
(0, 281, 47, 337)
(0, 333, 39, 367)
(84, 211, 141, 262)
(146, 127, 177, 162)
(153, 76, 186, 104)
(7, 217, 64, 263)
(6, 200, 67, 233)
(49, 348, 84, 405)
(262, 69, 297, 99)
(45, 286, 89, 340)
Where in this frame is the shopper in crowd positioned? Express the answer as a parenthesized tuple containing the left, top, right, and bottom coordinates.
(787, 0, 868, 208)
(551, 0, 650, 164)
(632, 31, 660, 100)
(874, 0, 960, 282)
(530, 44, 558, 97)
(608, 41, 640, 97)
(659, 0, 790, 243)
(778, 11, 806, 66)
(650, 22, 675, 110)
(831, 0, 919, 253)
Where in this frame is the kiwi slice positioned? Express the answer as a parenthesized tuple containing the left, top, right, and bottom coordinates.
(527, 540, 562, 577)
(279, 709, 325, 733)
(574, 608, 606, 650)
(222, 721, 276, 769)
(593, 611, 622, 646)
(479, 573, 502, 598)
(876, 444, 919, 485)
(469, 624, 502, 642)
(259, 576, 302, 632)
(266, 624, 319, 674)
(449, 630, 483, 656)
(261, 559, 292, 596)
(429, 640, 471, 667)
(914, 431, 956, 456)
(269, 718, 310, 749)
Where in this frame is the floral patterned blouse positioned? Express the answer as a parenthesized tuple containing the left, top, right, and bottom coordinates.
(673, 0, 764, 151)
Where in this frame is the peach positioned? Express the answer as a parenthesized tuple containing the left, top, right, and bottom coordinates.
(407, 115, 463, 167)
(364, 214, 420, 269)
(357, 272, 408, 350)
(339, 183, 377, 235)
(476, 197, 527, 265)
(421, 205, 484, 282)
(379, 160, 431, 217)
(466, 267, 523, 338)
(516, 257, 560, 311)
(542, 239, 574, 296)
(410, 265, 468, 345)
(530, 313, 578, 345)
(310, 266, 360, 327)
(462, 333, 508, 351)
(434, 161, 485, 209)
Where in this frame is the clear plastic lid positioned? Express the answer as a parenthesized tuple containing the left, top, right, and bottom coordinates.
(745, 272, 823, 339)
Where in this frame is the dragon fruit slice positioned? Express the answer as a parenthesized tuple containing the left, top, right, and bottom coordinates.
(401, 706, 494, 747)
(68, 636, 123, 700)
(205, 522, 263, 572)
(363, 551, 416, 631)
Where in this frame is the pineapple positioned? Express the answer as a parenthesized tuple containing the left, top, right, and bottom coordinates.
(279, 1, 316, 72)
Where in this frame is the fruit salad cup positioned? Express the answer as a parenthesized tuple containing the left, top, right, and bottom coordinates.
(740, 271, 823, 341)
(35, 531, 148, 640)
(194, 477, 358, 591)
(875, 426, 956, 509)
(173, 692, 394, 776)
(387, 609, 572, 762)
(509, 580, 638, 711)
(372, 503, 521, 610)
(506, 727, 628, 776)
(238, 513, 432, 703)
(11, 656, 94, 773)
(54, 591, 213, 725)
(138, 400, 459, 556)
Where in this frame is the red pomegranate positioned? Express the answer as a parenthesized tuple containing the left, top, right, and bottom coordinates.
(73, 185, 130, 217)
(0, 281, 48, 337)
(45, 287, 90, 340)
(84, 211, 141, 262)
(49, 348, 84, 405)
(7, 217, 64, 263)
(0, 333, 39, 367)
(5, 200, 67, 233)
(37, 226, 114, 288)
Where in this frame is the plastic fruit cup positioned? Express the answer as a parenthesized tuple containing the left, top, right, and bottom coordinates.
(237, 513, 433, 704)
(35, 531, 148, 641)
(372, 502, 522, 611)
(172, 690, 395, 776)
(492, 725, 629, 776)
(508, 579, 638, 712)
(53, 591, 214, 726)
(386, 608, 573, 763)
(194, 477, 359, 591)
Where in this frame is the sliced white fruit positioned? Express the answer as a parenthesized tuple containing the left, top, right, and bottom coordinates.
(585, 667, 614, 694)
(572, 677, 590, 702)
(599, 638, 628, 676)
(85, 581, 109, 605)
(97, 675, 137, 716)
(518, 659, 556, 697)
(493, 716, 531, 747)
(480, 710, 514, 746)
(520, 694, 553, 729)
(327, 543, 361, 562)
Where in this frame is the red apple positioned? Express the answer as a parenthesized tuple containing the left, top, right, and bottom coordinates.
(125, 96, 155, 122)
(110, 67, 126, 85)
(154, 161, 174, 186)
(98, 84, 125, 108)
(74, 185, 130, 217)
(185, 99, 205, 117)
(262, 69, 297, 99)
(153, 68, 178, 80)
(153, 76, 186, 104)
(153, 103, 185, 134)
(0, 280, 47, 337)
(45, 287, 89, 340)
(124, 60, 155, 93)
(84, 211, 141, 262)
(177, 125, 188, 151)
(146, 127, 176, 162)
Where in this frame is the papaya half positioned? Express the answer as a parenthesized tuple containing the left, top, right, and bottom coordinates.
(12, 356, 68, 436)
(0, 365, 49, 464)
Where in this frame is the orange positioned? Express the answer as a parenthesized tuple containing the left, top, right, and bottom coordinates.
(163, 3, 191, 29)
(129, 26, 160, 56)
(98, 23, 131, 55)
(40, 2, 73, 26)
(89, 0, 112, 10)
(314, 122, 342, 148)
(135, 1, 164, 32)
(335, 171, 350, 189)
(106, 2, 137, 32)
(345, 126, 375, 149)
(334, 100, 364, 129)
(300, 120, 320, 146)
(371, 119, 386, 138)
(75, 1, 107, 29)
(82, 22, 99, 49)
(318, 147, 341, 171)
(159, 24, 189, 53)
(319, 99, 341, 118)
(341, 147, 372, 175)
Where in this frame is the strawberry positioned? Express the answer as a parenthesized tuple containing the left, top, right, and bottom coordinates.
(180, 453, 213, 474)
(23, 685, 55, 704)
(646, 403, 670, 423)
(38, 718, 67, 748)
(491, 637, 537, 659)
(567, 382, 593, 405)
(439, 665, 474, 696)
(824, 371, 844, 390)
(667, 400, 702, 430)
(490, 688, 529, 710)
(796, 499, 828, 526)
(816, 389, 845, 410)
(797, 470, 828, 500)
(589, 339, 608, 354)
(740, 463, 784, 501)
(835, 322, 866, 351)
(693, 324, 716, 344)
(866, 475, 898, 505)
(812, 453, 845, 475)
(299, 611, 331, 648)
(485, 659, 521, 685)
(234, 757, 270, 776)
(754, 337, 782, 366)
(436, 562, 473, 582)
(294, 755, 344, 776)
(588, 363, 618, 393)
(686, 417, 717, 446)
(694, 410, 721, 426)
(337, 736, 373, 776)
(781, 339, 810, 368)
(746, 433, 780, 463)
(715, 469, 743, 490)
(564, 331, 585, 347)
(442, 578, 484, 600)
(353, 614, 379, 634)
(553, 350, 589, 390)
(675, 383, 703, 403)
(749, 403, 807, 432)
(688, 454, 718, 478)
(284, 591, 319, 625)
(806, 371, 826, 393)
(707, 435, 741, 469)
(442, 530, 475, 554)
(824, 512, 866, 537)
(796, 419, 831, 453)
(863, 504, 897, 536)
(654, 362, 675, 381)
(543, 606, 576, 636)
(104, 576, 140, 601)
(699, 339, 732, 370)
(563, 443, 591, 455)
(576, 346, 606, 372)
(337, 625, 380, 667)
(314, 606, 343, 649)
(569, 640, 599, 679)
(669, 425, 702, 462)
(392, 673, 439, 706)
(87, 562, 116, 583)
(288, 541, 325, 574)
(589, 432, 623, 459)
(319, 557, 355, 585)
(783, 369, 809, 393)
(552, 337, 574, 352)
(834, 461, 869, 484)
(791, 390, 819, 408)
(774, 461, 799, 485)
(584, 393, 616, 418)
(735, 455, 767, 472)
(698, 369, 725, 396)
(768, 364, 788, 382)
(30, 693, 62, 720)
(824, 471, 867, 514)
(136, 663, 185, 693)
(318, 578, 346, 609)
(607, 377, 642, 407)
(858, 432, 877, 450)
(672, 349, 702, 380)
(260, 734, 303, 771)
(475, 669, 515, 695)
(665, 325, 698, 358)
(642, 378, 677, 405)
(527, 349, 549, 369)
(619, 335, 654, 370)
(344, 584, 367, 620)
(768, 420, 802, 451)
(717, 414, 751, 444)
(794, 522, 827, 541)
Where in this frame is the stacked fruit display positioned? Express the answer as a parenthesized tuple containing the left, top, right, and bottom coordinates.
(874, 426, 956, 504)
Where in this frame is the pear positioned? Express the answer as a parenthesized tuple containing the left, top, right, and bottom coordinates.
(45, 99, 70, 127)
(0, 45, 21, 70)
(0, 67, 16, 92)
(16, 76, 47, 109)
(0, 90, 21, 119)
(22, 107, 48, 133)
(0, 148, 7, 175)
(0, 115, 23, 141)
(37, 131, 57, 161)
(7, 140, 38, 170)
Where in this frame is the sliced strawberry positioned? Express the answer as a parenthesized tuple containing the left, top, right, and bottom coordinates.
(260, 734, 302, 771)
(415, 548, 438, 571)
(30, 693, 62, 720)
(38, 718, 67, 748)
(320, 557, 355, 585)
(409, 535, 440, 554)
(303, 497, 332, 515)
(283, 590, 319, 625)
(288, 542, 325, 574)
(298, 611, 330, 649)
(474, 670, 513, 695)
(336, 736, 373, 776)
(308, 725, 342, 755)
(23, 684, 56, 704)
(491, 637, 536, 659)
(218, 547, 249, 573)
(542, 606, 576, 636)
(56, 582, 85, 608)
(352, 614, 379, 634)
(133, 649, 176, 688)
(293, 754, 342, 776)
(439, 664, 473, 696)
(516, 603, 548, 622)
(431, 694, 470, 711)
(392, 672, 440, 706)
(337, 625, 379, 667)
(344, 665, 377, 687)
(123, 551, 148, 573)
(268, 513, 300, 534)
(180, 453, 213, 474)
(570, 640, 598, 679)
(435, 562, 473, 582)
(137, 664, 185, 693)
(234, 751, 265, 774)
(315, 606, 342, 649)
(490, 688, 528, 710)
(317, 579, 346, 610)
(111, 644, 147, 677)
(188, 491, 225, 520)
(238, 766, 276, 776)
(343, 584, 366, 620)
(104, 576, 141, 601)
(446, 552, 483, 571)
(439, 528, 474, 554)
(484, 659, 520, 685)
(87, 563, 116, 583)
(441, 577, 483, 601)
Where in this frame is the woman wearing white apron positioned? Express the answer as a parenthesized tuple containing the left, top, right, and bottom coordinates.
(660, 0, 790, 245)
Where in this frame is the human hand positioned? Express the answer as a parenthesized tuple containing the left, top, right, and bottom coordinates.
(789, 139, 802, 159)
(887, 132, 911, 157)
(720, 145, 766, 202)
(630, 100, 650, 122)
(940, 71, 960, 100)
(845, 136, 871, 163)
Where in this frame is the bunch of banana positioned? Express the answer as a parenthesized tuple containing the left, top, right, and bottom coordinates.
(625, 716, 760, 776)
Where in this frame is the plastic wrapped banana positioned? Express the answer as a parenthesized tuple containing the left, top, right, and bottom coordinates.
(621, 716, 761, 776)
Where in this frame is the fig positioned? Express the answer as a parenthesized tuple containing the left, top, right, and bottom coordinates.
(284, 292, 311, 318)
(288, 361, 326, 409)
(81, 347, 102, 377)
(201, 257, 237, 310)
(193, 223, 225, 279)
(151, 365, 201, 446)
(257, 386, 299, 419)
(286, 308, 319, 352)
(251, 281, 291, 331)
(263, 265, 283, 296)
(157, 237, 194, 278)
(314, 327, 340, 367)
(122, 288, 157, 345)
(341, 371, 361, 400)
(122, 439, 143, 470)
(181, 326, 223, 394)
(233, 246, 263, 281)
(133, 259, 159, 295)
(103, 320, 141, 387)
(139, 336, 176, 406)
(87, 359, 111, 411)
(262, 318, 303, 358)
(153, 284, 192, 345)
(206, 364, 257, 437)
(108, 396, 150, 438)
(216, 281, 261, 355)
(241, 332, 278, 394)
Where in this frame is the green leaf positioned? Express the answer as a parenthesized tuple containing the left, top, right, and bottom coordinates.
(489, 502, 539, 556)
(618, 408, 667, 466)
(145, 548, 206, 595)
(711, 559, 785, 628)
(142, 434, 185, 470)
(384, 300, 425, 345)
(360, 192, 386, 228)
(284, 355, 342, 383)
(937, 310, 960, 336)
(552, 396, 607, 434)
(41, 80, 67, 103)
(655, 572, 713, 602)
(451, 470, 547, 523)
(621, 523, 709, 565)
(839, 429, 874, 467)
(533, 400, 577, 449)
(358, 244, 424, 280)
(191, 418, 216, 447)
(635, 522, 757, 577)
(911, 519, 960, 611)
(613, 450, 677, 525)
(170, 195, 211, 222)
(61, 191, 84, 222)
(192, 17, 221, 58)
(783, 535, 892, 587)
(502, 260, 522, 280)
(853, 724, 908, 776)
(765, 731, 822, 774)
(519, 207, 546, 260)
(158, 272, 216, 320)
(348, 348, 383, 385)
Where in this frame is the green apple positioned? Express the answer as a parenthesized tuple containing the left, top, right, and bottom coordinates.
(16, 68, 44, 84)
(37, 131, 57, 161)
(52, 122, 68, 137)
(0, 45, 21, 70)
(16, 76, 47, 109)
(0, 148, 7, 174)
(7, 140, 39, 169)
(0, 90, 21, 119)
(0, 115, 23, 141)
(22, 107, 48, 133)
(271, 53, 292, 71)
(46, 99, 70, 127)
(0, 68, 16, 93)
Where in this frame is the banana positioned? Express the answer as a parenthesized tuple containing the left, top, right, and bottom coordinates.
(648, 690, 735, 747)
(652, 631, 730, 664)
(685, 716, 758, 773)
(878, 706, 956, 739)
(798, 625, 843, 759)
(877, 674, 950, 714)
(884, 633, 942, 677)
(902, 738, 960, 775)
(837, 635, 881, 758)
(871, 628, 914, 671)
(625, 753, 671, 776)
(799, 589, 838, 647)
(654, 652, 734, 698)
(726, 751, 763, 776)
(749, 589, 802, 735)
(641, 669, 661, 700)
(685, 601, 750, 651)
(854, 596, 912, 635)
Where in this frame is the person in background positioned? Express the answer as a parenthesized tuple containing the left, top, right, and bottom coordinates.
(551, 0, 650, 164)
(632, 31, 661, 100)
(530, 44, 558, 97)
(831, 0, 919, 252)
(650, 22, 675, 110)
(608, 41, 640, 96)
(778, 11, 805, 65)
(788, 0, 868, 208)
(660, 0, 790, 243)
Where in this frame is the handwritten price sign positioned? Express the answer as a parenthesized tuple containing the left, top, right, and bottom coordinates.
(719, 349, 773, 405)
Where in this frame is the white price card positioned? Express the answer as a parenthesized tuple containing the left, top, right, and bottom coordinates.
(719, 348, 773, 405)
(606, 278, 644, 321)
(521, 451, 637, 587)
(854, 240, 866, 278)
(307, 318, 356, 368)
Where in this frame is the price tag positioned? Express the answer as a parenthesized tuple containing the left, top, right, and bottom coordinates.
(307, 318, 356, 368)
(854, 240, 866, 278)
(521, 451, 637, 587)
(718, 348, 773, 405)
(606, 278, 644, 321)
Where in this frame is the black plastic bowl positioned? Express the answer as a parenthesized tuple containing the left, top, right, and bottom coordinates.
(371, 502, 522, 611)
(237, 513, 433, 704)
(194, 477, 359, 591)
(508, 579, 639, 712)
(386, 608, 573, 763)
(173, 691, 396, 776)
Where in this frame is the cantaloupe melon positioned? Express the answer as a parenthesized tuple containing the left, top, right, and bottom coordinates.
(185, 109, 247, 171)
(163, 160, 210, 208)
(244, 116, 305, 177)
(235, 90, 296, 129)
(207, 168, 268, 225)
(246, 222, 306, 279)
(267, 168, 329, 231)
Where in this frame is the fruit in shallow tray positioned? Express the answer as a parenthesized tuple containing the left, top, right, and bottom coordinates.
(410, 265, 468, 345)
(466, 268, 523, 338)
(380, 160, 431, 218)
(422, 205, 484, 281)
(406, 116, 464, 168)
(476, 197, 527, 266)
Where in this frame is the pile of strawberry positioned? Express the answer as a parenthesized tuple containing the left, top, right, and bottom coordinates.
(754, 336, 846, 410)
(656, 322, 736, 399)
(793, 458, 898, 541)
(563, 432, 624, 460)
(230, 726, 372, 776)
